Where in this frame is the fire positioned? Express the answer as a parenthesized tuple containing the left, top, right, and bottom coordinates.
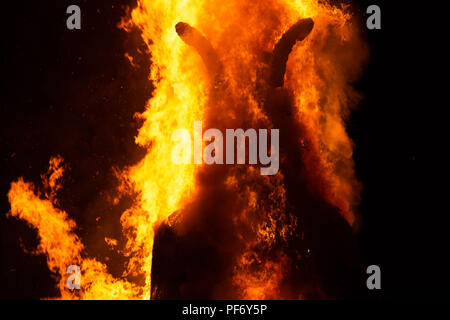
(6, 0, 368, 299)
(8, 158, 141, 299)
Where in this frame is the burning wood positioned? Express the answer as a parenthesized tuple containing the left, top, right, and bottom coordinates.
(175, 22, 223, 80)
(270, 18, 314, 87)
(150, 7, 365, 298)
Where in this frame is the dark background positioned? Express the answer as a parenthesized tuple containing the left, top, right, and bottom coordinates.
(0, 0, 442, 299)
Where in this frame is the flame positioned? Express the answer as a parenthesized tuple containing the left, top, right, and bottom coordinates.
(7, 158, 141, 299)
(286, 2, 368, 225)
(6, 0, 368, 299)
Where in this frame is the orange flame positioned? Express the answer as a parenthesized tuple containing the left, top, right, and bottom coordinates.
(8, 158, 141, 299)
